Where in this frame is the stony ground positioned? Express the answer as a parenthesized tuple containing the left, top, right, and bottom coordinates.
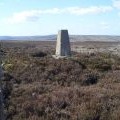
(71, 41, 120, 56)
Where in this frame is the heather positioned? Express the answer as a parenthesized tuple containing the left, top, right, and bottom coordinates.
(2, 41, 120, 120)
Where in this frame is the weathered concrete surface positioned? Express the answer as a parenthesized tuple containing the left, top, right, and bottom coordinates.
(55, 30, 71, 57)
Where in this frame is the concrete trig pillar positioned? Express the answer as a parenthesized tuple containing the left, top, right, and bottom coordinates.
(55, 30, 71, 58)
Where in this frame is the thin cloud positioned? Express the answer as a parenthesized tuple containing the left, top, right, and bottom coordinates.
(5, 8, 61, 24)
(100, 22, 110, 29)
(6, 10, 40, 24)
(113, 0, 120, 9)
(66, 6, 113, 15)
(5, 6, 113, 24)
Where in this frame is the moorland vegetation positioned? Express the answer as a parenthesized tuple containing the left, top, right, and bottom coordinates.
(1, 41, 120, 120)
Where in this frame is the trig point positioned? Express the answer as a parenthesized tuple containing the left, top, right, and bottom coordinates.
(53, 30, 71, 59)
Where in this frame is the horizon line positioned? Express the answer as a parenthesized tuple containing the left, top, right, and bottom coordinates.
(0, 34, 120, 37)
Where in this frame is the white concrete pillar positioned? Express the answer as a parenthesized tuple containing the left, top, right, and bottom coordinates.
(55, 30, 71, 57)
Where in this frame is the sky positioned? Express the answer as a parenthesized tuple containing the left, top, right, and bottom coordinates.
(0, 0, 120, 36)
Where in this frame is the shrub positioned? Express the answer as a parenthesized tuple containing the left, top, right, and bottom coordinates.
(31, 51, 47, 57)
(2, 41, 120, 120)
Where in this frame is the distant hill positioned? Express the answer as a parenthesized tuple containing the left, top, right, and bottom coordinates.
(0, 35, 56, 41)
(0, 35, 120, 42)
(70, 35, 120, 42)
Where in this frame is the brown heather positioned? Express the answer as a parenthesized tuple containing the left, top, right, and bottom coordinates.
(1, 41, 120, 120)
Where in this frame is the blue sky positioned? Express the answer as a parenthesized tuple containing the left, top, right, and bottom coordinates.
(0, 0, 120, 36)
